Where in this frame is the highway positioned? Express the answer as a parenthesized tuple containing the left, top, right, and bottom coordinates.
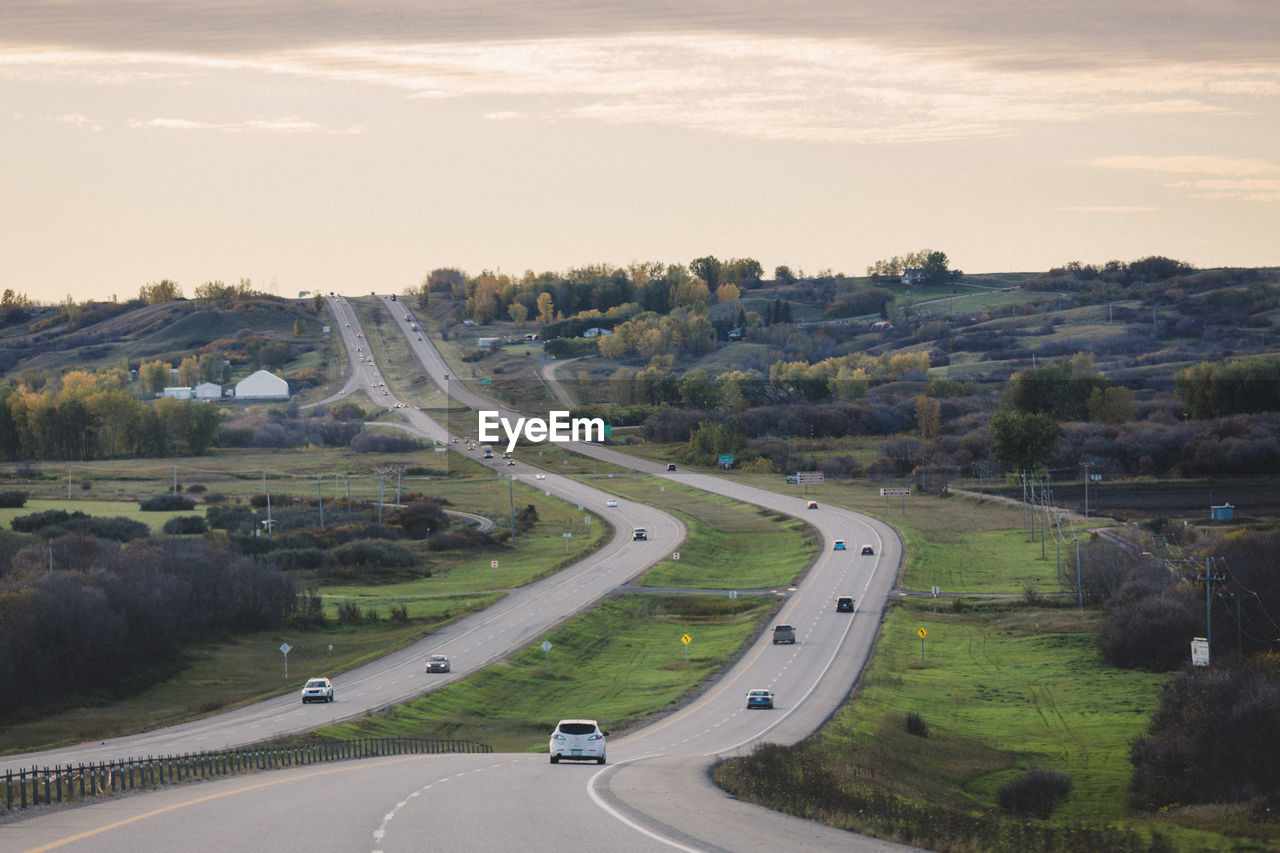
(1, 296, 913, 853)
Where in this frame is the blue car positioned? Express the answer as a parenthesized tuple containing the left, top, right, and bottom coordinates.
(746, 689, 774, 710)
(833, 540, 846, 551)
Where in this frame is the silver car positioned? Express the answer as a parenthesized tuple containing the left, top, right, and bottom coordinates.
(300, 677, 334, 704)
(549, 719, 608, 764)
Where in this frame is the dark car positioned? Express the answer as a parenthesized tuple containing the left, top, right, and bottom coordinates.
(772, 624, 796, 644)
(836, 596, 855, 613)
(667, 463, 677, 471)
(861, 544, 875, 555)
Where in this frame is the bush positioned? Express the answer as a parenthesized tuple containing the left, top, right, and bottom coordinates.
(996, 768, 1073, 818)
(0, 491, 29, 508)
(11, 509, 72, 532)
(905, 712, 929, 738)
(206, 504, 258, 531)
(140, 494, 196, 511)
(163, 516, 208, 535)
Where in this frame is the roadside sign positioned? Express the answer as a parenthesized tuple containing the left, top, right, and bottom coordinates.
(280, 642, 292, 679)
(718, 454, 734, 466)
(882, 487, 911, 497)
(681, 632, 692, 663)
(604, 425, 612, 437)
(1191, 637, 1209, 666)
(917, 627, 927, 663)
(491, 560, 499, 569)
(796, 471, 824, 484)
(541, 640, 553, 651)
(673, 552, 680, 560)
(916, 628, 927, 639)
(478, 379, 492, 384)
(681, 634, 692, 645)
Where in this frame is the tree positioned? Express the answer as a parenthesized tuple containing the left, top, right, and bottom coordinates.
(198, 353, 224, 383)
(717, 283, 741, 303)
(989, 411, 1060, 470)
(139, 360, 169, 395)
(139, 279, 182, 304)
(914, 395, 941, 438)
(689, 256, 722, 292)
(1086, 386, 1137, 425)
(178, 356, 200, 387)
(508, 302, 529, 328)
(774, 265, 796, 284)
(536, 292, 555, 325)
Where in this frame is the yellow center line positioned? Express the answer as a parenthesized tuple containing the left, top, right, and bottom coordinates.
(24, 756, 419, 853)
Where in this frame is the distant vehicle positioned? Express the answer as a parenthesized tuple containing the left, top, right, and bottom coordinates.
(836, 597, 855, 613)
(425, 654, 450, 673)
(390, 294, 396, 301)
(833, 540, 846, 551)
(535, 473, 546, 480)
(549, 719, 608, 765)
(300, 677, 334, 704)
(861, 544, 875, 555)
(746, 689, 774, 710)
(806, 501, 818, 509)
(772, 624, 796, 644)
(483, 448, 493, 459)
(606, 498, 618, 508)
(632, 527, 647, 541)
(666, 463, 677, 471)
(506, 458, 515, 466)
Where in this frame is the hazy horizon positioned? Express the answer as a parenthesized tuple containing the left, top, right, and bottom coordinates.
(3, 1, 1278, 302)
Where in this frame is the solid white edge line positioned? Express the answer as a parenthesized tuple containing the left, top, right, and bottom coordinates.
(586, 754, 704, 853)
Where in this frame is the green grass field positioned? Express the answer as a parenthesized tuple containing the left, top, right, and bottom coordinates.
(316, 593, 775, 752)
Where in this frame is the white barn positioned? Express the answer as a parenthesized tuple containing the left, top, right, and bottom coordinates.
(234, 370, 289, 400)
(162, 386, 194, 399)
(194, 381, 223, 400)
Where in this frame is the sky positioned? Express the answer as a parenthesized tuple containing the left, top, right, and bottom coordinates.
(2, 1, 1278, 304)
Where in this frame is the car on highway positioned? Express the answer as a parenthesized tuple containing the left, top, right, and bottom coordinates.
(836, 596, 855, 613)
(606, 498, 618, 507)
(861, 544, 875, 555)
(667, 463, 677, 471)
(746, 689, 775, 710)
(536, 473, 546, 480)
(300, 677, 334, 704)
(772, 624, 796, 644)
(506, 458, 515, 466)
(549, 719, 608, 764)
(806, 501, 818, 509)
(632, 527, 647, 541)
(425, 654, 450, 673)
(833, 540, 846, 551)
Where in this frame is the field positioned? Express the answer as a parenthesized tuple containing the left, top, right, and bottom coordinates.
(315, 593, 775, 752)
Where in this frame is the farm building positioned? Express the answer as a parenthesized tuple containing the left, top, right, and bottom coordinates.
(194, 382, 223, 400)
(234, 370, 289, 400)
(162, 386, 194, 399)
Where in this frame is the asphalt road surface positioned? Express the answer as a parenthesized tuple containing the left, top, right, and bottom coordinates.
(1, 296, 916, 853)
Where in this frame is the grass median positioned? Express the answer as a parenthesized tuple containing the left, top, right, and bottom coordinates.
(313, 593, 775, 752)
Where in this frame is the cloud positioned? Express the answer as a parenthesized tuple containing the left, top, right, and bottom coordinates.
(1085, 155, 1280, 177)
(1060, 205, 1157, 213)
(128, 116, 364, 134)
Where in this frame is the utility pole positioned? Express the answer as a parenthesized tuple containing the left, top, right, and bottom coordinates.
(508, 474, 517, 547)
(1198, 558, 1228, 658)
(1021, 470, 1028, 528)
(172, 465, 178, 495)
(1080, 461, 1093, 518)
(317, 478, 324, 527)
(1075, 531, 1083, 609)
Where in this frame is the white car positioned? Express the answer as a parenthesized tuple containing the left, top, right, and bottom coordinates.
(549, 719, 608, 764)
(605, 498, 618, 508)
(300, 677, 334, 704)
(535, 473, 546, 480)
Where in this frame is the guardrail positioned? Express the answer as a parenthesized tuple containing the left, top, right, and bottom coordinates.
(3, 736, 491, 813)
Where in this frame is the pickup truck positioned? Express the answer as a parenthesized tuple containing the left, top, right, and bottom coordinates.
(772, 624, 796, 644)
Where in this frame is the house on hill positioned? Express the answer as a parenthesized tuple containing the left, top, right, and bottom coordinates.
(234, 370, 289, 400)
(901, 268, 928, 286)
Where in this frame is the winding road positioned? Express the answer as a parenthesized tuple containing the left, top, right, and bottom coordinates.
(2, 296, 914, 853)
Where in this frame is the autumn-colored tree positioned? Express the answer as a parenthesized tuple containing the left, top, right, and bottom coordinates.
(915, 394, 941, 438)
(508, 302, 528, 328)
(139, 360, 170, 395)
(536, 292, 555, 325)
(178, 356, 200, 387)
(140, 279, 183, 304)
(718, 283, 741, 303)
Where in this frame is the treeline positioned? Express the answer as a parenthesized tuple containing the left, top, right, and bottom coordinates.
(0, 534, 296, 716)
(0, 379, 222, 460)
(1071, 527, 1280, 809)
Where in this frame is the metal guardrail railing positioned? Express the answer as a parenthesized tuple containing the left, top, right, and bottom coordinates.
(3, 736, 491, 813)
